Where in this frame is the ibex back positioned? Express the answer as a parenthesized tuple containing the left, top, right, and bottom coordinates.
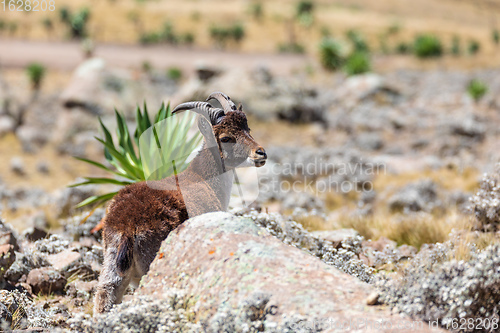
(93, 92, 267, 315)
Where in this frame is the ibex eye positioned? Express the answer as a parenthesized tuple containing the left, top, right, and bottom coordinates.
(220, 137, 234, 143)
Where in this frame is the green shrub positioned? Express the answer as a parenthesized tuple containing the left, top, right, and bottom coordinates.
(413, 34, 443, 58)
(451, 36, 460, 56)
(248, 2, 263, 20)
(8, 22, 18, 35)
(167, 67, 182, 81)
(395, 42, 411, 54)
(139, 32, 161, 45)
(467, 79, 488, 102)
(387, 22, 401, 35)
(26, 63, 46, 90)
(190, 11, 201, 22)
(468, 39, 480, 55)
(296, 0, 314, 17)
(59, 7, 90, 39)
(296, 0, 314, 27)
(346, 29, 369, 52)
(319, 37, 345, 71)
(161, 21, 178, 44)
(493, 29, 499, 45)
(344, 52, 370, 76)
(0, 19, 6, 32)
(141, 61, 152, 73)
(320, 26, 331, 38)
(277, 42, 305, 54)
(71, 103, 202, 208)
(379, 35, 389, 54)
(42, 17, 53, 31)
(181, 32, 195, 45)
(231, 23, 245, 44)
(210, 23, 246, 48)
(59, 7, 71, 24)
(210, 25, 231, 47)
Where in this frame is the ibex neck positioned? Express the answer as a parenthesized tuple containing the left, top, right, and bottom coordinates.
(185, 143, 232, 210)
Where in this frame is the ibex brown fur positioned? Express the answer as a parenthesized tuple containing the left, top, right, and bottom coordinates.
(93, 92, 266, 315)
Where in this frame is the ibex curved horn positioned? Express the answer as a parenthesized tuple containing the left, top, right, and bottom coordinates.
(172, 101, 225, 125)
(206, 92, 237, 113)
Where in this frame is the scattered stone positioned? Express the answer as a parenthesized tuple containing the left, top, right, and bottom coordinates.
(0, 244, 15, 279)
(356, 132, 385, 151)
(0, 222, 19, 252)
(26, 267, 66, 295)
(25, 211, 50, 230)
(196, 64, 222, 82)
(45, 249, 95, 280)
(65, 280, 97, 301)
(33, 235, 70, 255)
(60, 58, 105, 110)
(36, 161, 50, 174)
(10, 157, 25, 176)
(53, 186, 99, 218)
(365, 291, 380, 305)
(449, 115, 485, 141)
(0, 290, 54, 329)
(23, 227, 49, 242)
(0, 116, 15, 137)
(388, 179, 442, 213)
(46, 250, 81, 273)
(4, 250, 49, 284)
(363, 237, 397, 252)
(310, 228, 360, 247)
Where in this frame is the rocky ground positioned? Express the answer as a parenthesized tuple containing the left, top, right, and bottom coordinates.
(0, 59, 500, 331)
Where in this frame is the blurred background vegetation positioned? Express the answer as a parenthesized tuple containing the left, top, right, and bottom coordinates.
(0, 0, 499, 71)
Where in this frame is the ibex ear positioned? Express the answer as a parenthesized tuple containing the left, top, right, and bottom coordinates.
(197, 116, 216, 145)
(238, 103, 243, 112)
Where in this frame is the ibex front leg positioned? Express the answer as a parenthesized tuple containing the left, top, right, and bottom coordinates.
(94, 233, 134, 315)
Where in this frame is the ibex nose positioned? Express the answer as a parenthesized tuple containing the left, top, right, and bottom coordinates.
(255, 147, 267, 159)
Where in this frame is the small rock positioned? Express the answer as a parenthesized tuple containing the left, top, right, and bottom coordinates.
(0, 116, 15, 137)
(36, 161, 50, 174)
(23, 227, 49, 242)
(366, 291, 380, 305)
(26, 267, 66, 295)
(311, 229, 360, 248)
(66, 280, 97, 300)
(397, 244, 418, 259)
(47, 249, 81, 273)
(0, 244, 15, 278)
(53, 186, 98, 218)
(0, 230, 19, 252)
(25, 211, 50, 230)
(196, 65, 222, 82)
(363, 237, 397, 252)
(10, 157, 25, 176)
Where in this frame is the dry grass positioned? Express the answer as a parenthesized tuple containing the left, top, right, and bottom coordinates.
(292, 166, 483, 248)
(373, 166, 480, 196)
(335, 210, 471, 249)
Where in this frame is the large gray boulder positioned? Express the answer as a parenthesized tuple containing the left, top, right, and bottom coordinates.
(91, 212, 439, 332)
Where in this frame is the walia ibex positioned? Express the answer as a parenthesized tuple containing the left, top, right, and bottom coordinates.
(94, 92, 267, 315)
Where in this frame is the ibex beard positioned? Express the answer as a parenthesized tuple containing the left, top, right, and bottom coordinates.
(93, 92, 267, 315)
